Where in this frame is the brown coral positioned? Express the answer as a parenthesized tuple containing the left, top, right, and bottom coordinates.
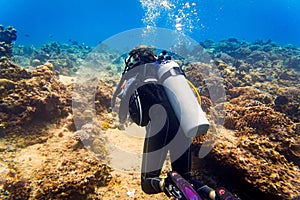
(205, 86, 299, 199)
(72, 78, 114, 130)
(0, 58, 71, 133)
(33, 156, 112, 200)
(225, 87, 295, 140)
(0, 169, 31, 200)
(193, 84, 299, 199)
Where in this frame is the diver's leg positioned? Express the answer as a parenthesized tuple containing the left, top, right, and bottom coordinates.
(141, 127, 168, 193)
(141, 105, 169, 194)
(168, 122, 193, 180)
(169, 127, 207, 194)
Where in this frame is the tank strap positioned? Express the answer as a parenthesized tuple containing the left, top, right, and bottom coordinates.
(159, 67, 184, 84)
(132, 89, 143, 126)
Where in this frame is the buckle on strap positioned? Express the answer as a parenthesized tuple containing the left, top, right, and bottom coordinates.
(159, 67, 184, 83)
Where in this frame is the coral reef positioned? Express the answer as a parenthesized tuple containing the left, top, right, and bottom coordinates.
(193, 86, 299, 199)
(13, 41, 124, 77)
(189, 39, 300, 199)
(0, 167, 31, 200)
(13, 41, 92, 76)
(0, 120, 112, 200)
(73, 123, 108, 159)
(0, 58, 71, 133)
(198, 38, 300, 89)
(0, 58, 117, 199)
(0, 37, 299, 199)
(72, 76, 114, 130)
(33, 154, 112, 200)
(0, 24, 17, 59)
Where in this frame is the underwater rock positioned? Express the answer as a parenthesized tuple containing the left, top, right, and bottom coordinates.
(0, 58, 31, 81)
(0, 25, 17, 43)
(184, 62, 229, 101)
(0, 58, 71, 132)
(231, 47, 252, 60)
(200, 95, 213, 113)
(95, 81, 114, 114)
(91, 138, 108, 158)
(32, 148, 112, 200)
(245, 50, 269, 64)
(72, 78, 113, 130)
(218, 52, 235, 63)
(286, 55, 300, 69)
(30, 59, 41, 67)
(275, 95, 289, 105)
(193, 80, 299, 199)
(0, 115, 112, 200)
(0, 168, 31, 200)
(225, 87, 295, 137)
(198, 38, 300, 90)
(202, 86, 299, 199)
(266, 86, 300, 123)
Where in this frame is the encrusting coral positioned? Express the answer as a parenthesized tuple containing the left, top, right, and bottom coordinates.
(0, 57, 115, 199)
(186, 39, 299, 199)
(193, 86, 299, 199)
(0, 58, 70, 132)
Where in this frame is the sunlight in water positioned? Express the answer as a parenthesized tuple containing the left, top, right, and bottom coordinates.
(139, 0, 200, 33)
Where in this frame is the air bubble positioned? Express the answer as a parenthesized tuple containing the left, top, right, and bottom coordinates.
(175, 23, 184, 31)
(139, 0, 200, 34)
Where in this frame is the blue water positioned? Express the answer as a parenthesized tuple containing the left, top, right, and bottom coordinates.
(1, 0, 300, 47)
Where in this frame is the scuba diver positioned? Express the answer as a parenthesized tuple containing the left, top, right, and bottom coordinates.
(111, 46, 240, 200)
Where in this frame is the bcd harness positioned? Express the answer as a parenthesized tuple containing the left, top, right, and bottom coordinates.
(112, 60, 201, 127)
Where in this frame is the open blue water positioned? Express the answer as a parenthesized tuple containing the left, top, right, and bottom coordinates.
(1, 0, 300, 47)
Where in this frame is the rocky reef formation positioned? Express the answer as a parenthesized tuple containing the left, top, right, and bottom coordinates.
(0, 58, 70, 132)
(190, 39, 299, 199)
(0, 59, 114, 199)
(215, 87, 298, 199)
(13, 42, 123, 78)
(0, 135, 112, 200)
(13, 41, 92, 76)
(72, 78, 113, 130)
(0, 24, 17, 59)
(31, 145, 112, 200)
(0, 37, 299, 199)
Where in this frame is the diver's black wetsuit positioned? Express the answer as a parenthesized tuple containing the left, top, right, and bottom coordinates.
(112, 62, 197, 194)
(139, 84, 193, 194)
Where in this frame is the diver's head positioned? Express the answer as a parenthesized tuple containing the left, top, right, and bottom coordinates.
(124, 45, 157, 72)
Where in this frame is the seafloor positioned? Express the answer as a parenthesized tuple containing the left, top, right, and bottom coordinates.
(0, 26, 299, 200)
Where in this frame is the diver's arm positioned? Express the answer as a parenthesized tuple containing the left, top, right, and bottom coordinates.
(111, 74, 127, 109)
(118, 96, 129, 124)
(117, 78, 136, 123)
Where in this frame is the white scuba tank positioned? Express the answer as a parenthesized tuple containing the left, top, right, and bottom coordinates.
(157, 60, 210, 137)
